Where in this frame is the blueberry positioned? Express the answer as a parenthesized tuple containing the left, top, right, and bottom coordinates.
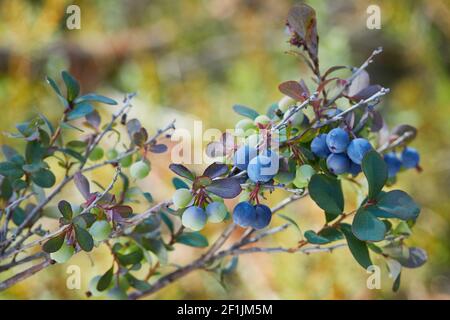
(401, 147, 420, 169)
(326, 153, 350, 175)
(311, 134, 331, 158)
(232, 201, 256, 227)
(252, 204, 272, 229)
(347, 138, 373, 164)
(247, 153, 279, 183)
(384, 152, 402, 178)
(348, 162, 362, 176)
(233, 145, 257, 171)
(181, 206, 207, 231)
(326, 128, 350, 153)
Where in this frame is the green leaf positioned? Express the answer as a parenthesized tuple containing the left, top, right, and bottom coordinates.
(43, 233, 65, 253)
(46, 76, 69, 108)
(177, 232, 208, 247)
(58, 148, 85, 162)
(160, 212, 174, 233)
(340, 223, 372, 269)
(67, 103, 94, 121)
(25, 141, 46, 164)
(318, 227, 344, 242)
(376, 190, 420, 221)
(74, 225, 94, 252)
(278, 214, 302, 234)
(308, 174, 344, 215)
(74, 93, 118, 105)
(97, 266, 114, 291)
(362, 150, 387, 199)
(12, 207, 26, 226)
(352, 207, 386, 242)
(62, 71, 80, 102)
(125, 273, 151, 291)
(31, 169, 56, 188)
(392, 272, 401, 292)
(58, 200, 73, 220)
(232, 104, 259, 120)
(117, 249, 144, 266)
(304, 230, 330, 244)
(172, 177, 189, 190)
(0, 161, 23, 180)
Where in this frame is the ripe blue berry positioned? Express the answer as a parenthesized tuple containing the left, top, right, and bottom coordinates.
(233, 145, 257, 171)
(182, 206, 207, 231)
(311, 134, 330, 158)
(232, 201, 256, 227)
(247, 154, 278, 183)
(326, 128, 349, 153)
(384, 152, 402, 178)
(347, 138, 373, 164)
(252, 204, 272, 229)
(326, 153, 350, 175)
(348, 162, 362, 176)
(401, 147, 420, 169)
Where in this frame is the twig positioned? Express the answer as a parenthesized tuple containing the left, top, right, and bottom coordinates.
(324, 47, 383, 109)
(0, 259, 52, 292)
(1, 168, 122, 260)
(314, 87, 390, 128)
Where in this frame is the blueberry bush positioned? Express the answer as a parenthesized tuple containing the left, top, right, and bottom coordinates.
(0, 4, 426, 298)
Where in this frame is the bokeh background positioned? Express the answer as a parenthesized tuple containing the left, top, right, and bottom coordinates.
(0, 0, 449, 299)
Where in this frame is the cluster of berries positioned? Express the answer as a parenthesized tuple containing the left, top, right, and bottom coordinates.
(232, 201, 272, 229)
(384, 147, 420, 178)
(173, 189, 228, 231)
(311, 128, 372, 175)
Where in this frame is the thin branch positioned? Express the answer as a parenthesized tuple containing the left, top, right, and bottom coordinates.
(1, 168, 122, 260)
(0, 259, 52, 292)
(324, 47, 383, 109)
(314, 87, 390, 128)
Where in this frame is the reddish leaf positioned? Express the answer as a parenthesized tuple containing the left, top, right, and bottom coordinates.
(74, 172, 90, 200)
(278, 81, 307, 101)
(350, 85, 382, 101)
(347, 70, 370, 97)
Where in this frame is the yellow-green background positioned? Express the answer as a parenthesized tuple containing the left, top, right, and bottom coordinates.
(0, 0, 449, 299)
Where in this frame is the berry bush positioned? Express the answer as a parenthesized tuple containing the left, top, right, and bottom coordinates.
(0, 4, 426, 298)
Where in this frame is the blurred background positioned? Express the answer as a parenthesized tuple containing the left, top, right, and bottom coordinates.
(0, 0, 449, 299)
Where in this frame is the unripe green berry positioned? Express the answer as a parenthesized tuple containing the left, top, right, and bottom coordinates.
(119, 154, 133, 168)
(50, 242, 75, 263)
(206, 202, 227, 223)
(89, 147, 104, 161)
(106, 149, 119, 160)
(89, 220, 112, 242)
(254, 115, 271, 127)
(130, 161, 150, 179)
(278, 96, 296, 113)
(235, 119, 256, 136)
(107, 286, 128, 300)
(293, 164, 316, 188)
(172, 188, 193, 209)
